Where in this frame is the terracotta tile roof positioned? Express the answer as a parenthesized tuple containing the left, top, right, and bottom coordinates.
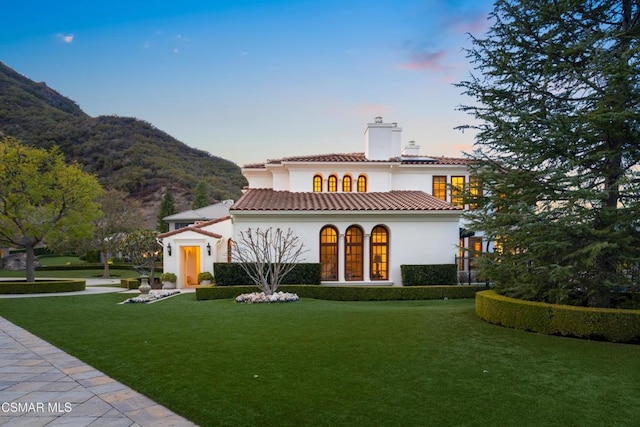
(231, 189, 460, 212)
(158, 220, 228, 239)
(397, 155, 474, 165)
(243, 152, 471, 168)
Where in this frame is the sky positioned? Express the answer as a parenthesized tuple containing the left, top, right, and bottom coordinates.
(1, 0, 494, 167)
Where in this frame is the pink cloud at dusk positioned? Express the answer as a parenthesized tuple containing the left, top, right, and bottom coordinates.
(400, 50, 447, 71)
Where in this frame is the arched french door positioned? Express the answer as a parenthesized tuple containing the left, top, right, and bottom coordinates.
(345, 225, 364, 280)
(370, 225, 389, 280)
(319, 226, 338, 281)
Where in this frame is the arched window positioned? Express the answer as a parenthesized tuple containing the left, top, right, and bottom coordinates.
(345, 226, 364, 281)
(319, 226, 338, 281)
(357, 175, 367, 192)
(342, 175, 352, 192)
(313, 175, 323, 192)
(370, 226, 388, 280)
(328, 175, 338, 192)
(227, 238, 233, 263)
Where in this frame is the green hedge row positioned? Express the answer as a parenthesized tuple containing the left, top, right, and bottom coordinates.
(37, 263, 139, 271)
(475, 290, 640, 343)
(213, 263, 321, 286)
(401, 264, 457, 285)
(120, 278, 139, 290)
(0, 280, 85, 294)
(196, 284, 484, 301)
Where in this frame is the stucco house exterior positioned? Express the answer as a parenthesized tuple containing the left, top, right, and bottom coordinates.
(159, 117, 483, 288)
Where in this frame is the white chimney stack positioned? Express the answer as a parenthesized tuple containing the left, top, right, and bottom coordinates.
(401, 140, 421, 156)
(364, 117, 402, 160)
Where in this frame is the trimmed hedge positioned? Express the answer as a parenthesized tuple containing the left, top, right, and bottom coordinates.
(475, 290, 640, 343)
(0, 280, 85, 294)
(37, 263, 139, 271)
(213, 263, 321, 286)
(120, 278, 140, 290)
(401, 264, 457, 285)
(196, 284, 485, 301)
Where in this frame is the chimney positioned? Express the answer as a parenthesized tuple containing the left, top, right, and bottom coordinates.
(364, 117, 402, 160)
(401, 140, 421, 156)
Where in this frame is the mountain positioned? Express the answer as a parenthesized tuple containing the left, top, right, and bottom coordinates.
(0, 61, 247, 221)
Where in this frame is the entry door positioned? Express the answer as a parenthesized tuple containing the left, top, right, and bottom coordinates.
(181, 246, 201, 286)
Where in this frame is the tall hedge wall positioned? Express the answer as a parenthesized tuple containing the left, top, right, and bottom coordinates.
(213, 263, 321, 286)
(476, 290, 640, 343)
(197, 284, 484, 301)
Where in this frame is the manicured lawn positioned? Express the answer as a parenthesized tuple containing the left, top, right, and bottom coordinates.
(0, 294, 638, 426)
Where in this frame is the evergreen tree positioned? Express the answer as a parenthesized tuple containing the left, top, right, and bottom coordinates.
(192, 180, 211, 209)
(157, 188, 176, 233)
(457, 0, 640, 308)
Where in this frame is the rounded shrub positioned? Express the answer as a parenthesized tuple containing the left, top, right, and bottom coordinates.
(475, 290, 640, 343)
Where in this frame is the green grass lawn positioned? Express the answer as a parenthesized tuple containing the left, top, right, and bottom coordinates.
(0, 294, 638, 426)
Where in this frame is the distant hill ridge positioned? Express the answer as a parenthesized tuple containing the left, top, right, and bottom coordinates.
(0, 61, 246, 220)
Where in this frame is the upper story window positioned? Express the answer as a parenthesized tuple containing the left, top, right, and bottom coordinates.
(313, 175, 323, 192)
(328, 175, 338, 192)
(469, 176, 481, 209)
(357, 175, 367, 192)
(342, 175, 352, 192)
(451, 176, 465, 208)
(433, 176, 446, 201)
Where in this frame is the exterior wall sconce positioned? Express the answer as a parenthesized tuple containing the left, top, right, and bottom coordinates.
(206, 243, 211, 256)
(167, 243, 172, 256)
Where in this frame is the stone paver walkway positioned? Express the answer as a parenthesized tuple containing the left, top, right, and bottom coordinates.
(0, 303, 197, 426)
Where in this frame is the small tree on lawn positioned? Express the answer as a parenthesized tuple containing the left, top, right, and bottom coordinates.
(232, 227, 308, 295)
(0, 137, 102, 282)
(117, 229, 162, 284)
(91, 189, 145, 278)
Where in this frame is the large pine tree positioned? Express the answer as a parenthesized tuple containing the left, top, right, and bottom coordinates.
(458, 0, 640, 308)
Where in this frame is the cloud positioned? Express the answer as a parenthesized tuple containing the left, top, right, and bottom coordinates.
(57, 34, 74, 43)
(356, 103, 392, 118)
(400, 50, 447, 71)
(445, 12, 491, 35)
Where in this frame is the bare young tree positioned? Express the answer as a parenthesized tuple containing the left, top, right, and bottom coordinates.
(232, 227, 308, 295)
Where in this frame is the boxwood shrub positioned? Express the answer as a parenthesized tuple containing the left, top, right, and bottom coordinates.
(0, 280, 85, 294)
(475, 290, 640, 343)
(213, 263, 321, 286)
(401, 264, 457, 285)
(196, 284, 484, 301)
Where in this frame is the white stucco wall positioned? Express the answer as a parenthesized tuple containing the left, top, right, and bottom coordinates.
(232, 211, 460, 285)
(161, 218, 233, 288)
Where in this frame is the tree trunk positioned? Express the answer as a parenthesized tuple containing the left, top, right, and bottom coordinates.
(102, 249, 111, 278)
(25, 244, 36, 283)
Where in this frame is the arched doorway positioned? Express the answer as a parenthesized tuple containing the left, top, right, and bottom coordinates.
(181, 246, 201, 286)
(345, 225, 363, 280)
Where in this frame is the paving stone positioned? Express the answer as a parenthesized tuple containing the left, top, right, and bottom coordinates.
(0, 315, 196, 427)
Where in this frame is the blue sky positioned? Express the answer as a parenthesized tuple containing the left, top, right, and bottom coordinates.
(1, 0, 494, 166)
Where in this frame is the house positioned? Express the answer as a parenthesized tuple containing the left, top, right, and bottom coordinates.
(159, 117, 484, 288)
(162, 200, 234, 231)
